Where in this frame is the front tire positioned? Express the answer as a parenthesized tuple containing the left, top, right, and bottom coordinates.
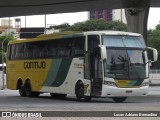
(112, 97, 127, 103)
(75, 82, 91, 102)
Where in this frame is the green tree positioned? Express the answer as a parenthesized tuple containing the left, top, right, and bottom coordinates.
(148, 24, 160, 68)
(0, 35, 14, 63)
(156, 24, 160, 30)
(63, 19, 127, 31)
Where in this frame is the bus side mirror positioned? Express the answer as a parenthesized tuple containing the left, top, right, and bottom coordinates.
(147, 47, 158, 62)
(99, 45, 107, 60)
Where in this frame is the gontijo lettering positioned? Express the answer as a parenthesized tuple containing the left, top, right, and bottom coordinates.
(24, 61, 46, 69)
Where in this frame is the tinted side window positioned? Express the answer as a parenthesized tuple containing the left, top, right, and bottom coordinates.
(25, 42, 39, 59)
(72, 37, 85, 57)
(15, 43, 24, 59)
(7, 45, 12, 60)
(58, 38, 72, 57)
(46, 40, 58, 58)
(10, 44, 16, 60)
(9, 37, 85, 60)
(88, 35, 100, 52)
(24, 40, 59, 59)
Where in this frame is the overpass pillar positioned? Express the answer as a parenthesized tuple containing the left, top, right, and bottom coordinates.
(125, 0, 151, 43)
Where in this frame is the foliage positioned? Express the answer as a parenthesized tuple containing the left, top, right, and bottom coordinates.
(0, 35, 14, 63)
(62, 19, 127, 31)
(147, 24, 160, 68)
(156, 24, 160, 30)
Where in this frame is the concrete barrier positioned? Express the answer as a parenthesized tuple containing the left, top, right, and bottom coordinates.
(0, 72, 6, 90)
(149, 73, 160, 86)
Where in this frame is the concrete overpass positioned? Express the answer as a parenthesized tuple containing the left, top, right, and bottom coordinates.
(0, 0, 160, 41)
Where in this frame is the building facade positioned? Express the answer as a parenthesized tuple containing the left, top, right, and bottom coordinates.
(89, 9, 127, 24)
(90, 9, 112, 21)
(112, 9, 127, 23)
(0, 19, 20, 38)
(1, 19, 12, 26)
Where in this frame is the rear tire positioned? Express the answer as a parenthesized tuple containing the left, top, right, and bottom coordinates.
(112, 97, 127, 103)
(25, 80, 40, 97)
(18, 84, 26, 97)
(75, 82, 91, 102)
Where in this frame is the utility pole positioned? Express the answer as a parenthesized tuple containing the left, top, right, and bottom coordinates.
(121, 9, 122, 23)
(44, 14, 47, 34)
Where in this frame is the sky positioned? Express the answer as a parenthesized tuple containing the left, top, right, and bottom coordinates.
(0, 12, 89, 28)
(0, 8, 160, 30)
(148, 8, 160, 29)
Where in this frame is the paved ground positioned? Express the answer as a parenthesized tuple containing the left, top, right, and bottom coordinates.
(0, 86, 160, 120)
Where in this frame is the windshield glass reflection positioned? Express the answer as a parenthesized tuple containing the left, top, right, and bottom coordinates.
(102, 35, 147, 80)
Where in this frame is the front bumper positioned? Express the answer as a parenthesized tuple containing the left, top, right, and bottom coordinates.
(101, 84, 149, 97)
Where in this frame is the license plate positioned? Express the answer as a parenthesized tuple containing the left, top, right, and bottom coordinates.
(126, 90, 132, 93)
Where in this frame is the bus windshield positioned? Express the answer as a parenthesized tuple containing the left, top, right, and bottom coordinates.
(102, 35, 147, 80)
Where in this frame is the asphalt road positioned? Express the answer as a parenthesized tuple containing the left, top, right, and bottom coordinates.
(0, 86, 160, 111)
(0, 86, 160, 119)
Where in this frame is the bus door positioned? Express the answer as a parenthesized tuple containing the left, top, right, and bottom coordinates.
(92, 48, 103, 97)
(85, 35, 103, 97)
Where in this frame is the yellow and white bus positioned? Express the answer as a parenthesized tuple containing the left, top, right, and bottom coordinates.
(6, 31, 158, 102)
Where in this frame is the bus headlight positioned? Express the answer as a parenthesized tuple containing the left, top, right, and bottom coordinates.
(104, 81, 117, 87)
(141, 82, 149, 86)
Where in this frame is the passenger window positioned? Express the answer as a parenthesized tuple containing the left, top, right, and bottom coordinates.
(88, 35, 100, 52)
(58, 39, 72, 57)
(72, 37, 85, 57)
(7, 45, 12, 60)
(14, 43, 24, 59)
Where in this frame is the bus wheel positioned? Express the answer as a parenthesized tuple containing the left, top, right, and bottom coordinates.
(25, 81, 40, 97)
(75, 82, 91, 102)
(112, 97, 127, 103)
(25, 80, 32, 97)
(50, 93, 67, 98)
(18, 83, 26, 97)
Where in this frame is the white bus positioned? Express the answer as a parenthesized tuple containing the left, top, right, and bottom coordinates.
(7, 31, 158, 102)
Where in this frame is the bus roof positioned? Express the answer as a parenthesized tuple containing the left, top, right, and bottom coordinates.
(9, 31, 83, 44)
(83, 31, 141, 36)
(9, 30, 142, 44)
